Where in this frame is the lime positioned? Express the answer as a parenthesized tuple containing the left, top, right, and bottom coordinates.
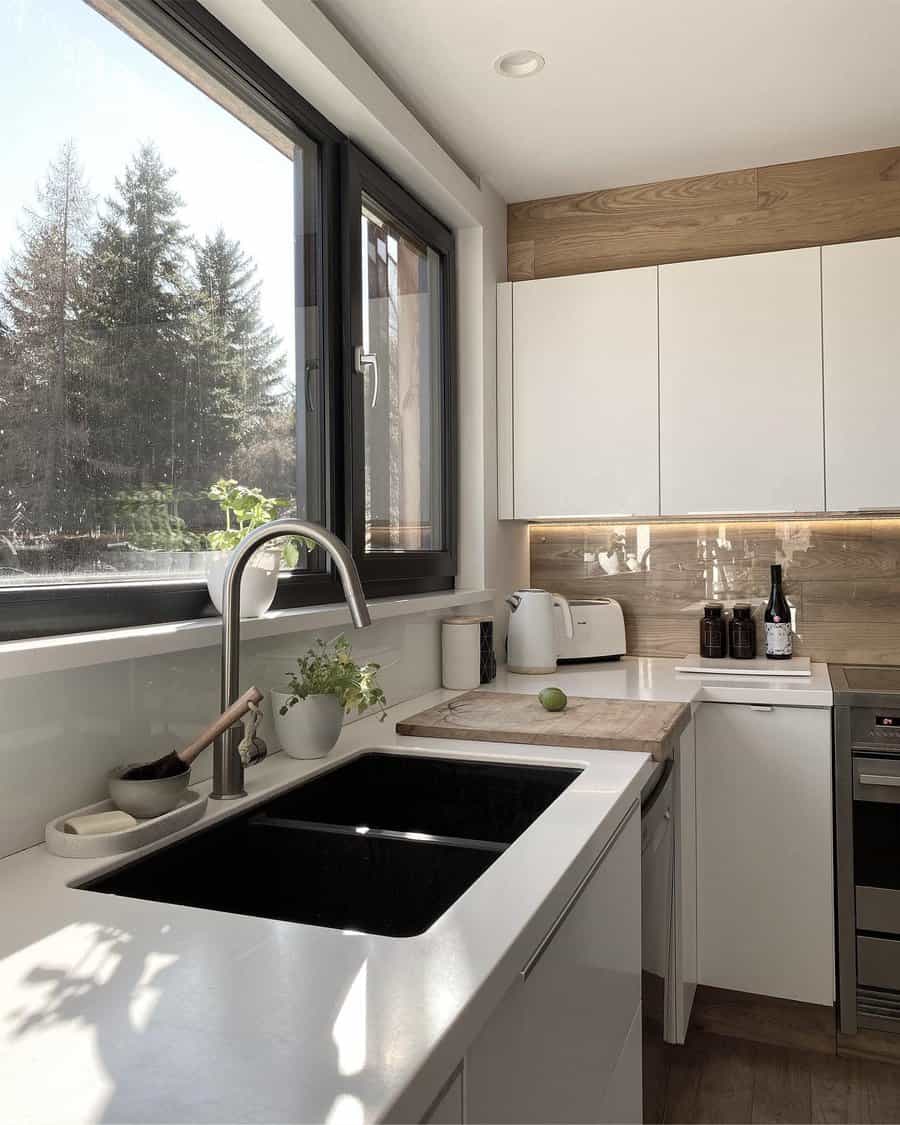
(539, 686, 568, 712)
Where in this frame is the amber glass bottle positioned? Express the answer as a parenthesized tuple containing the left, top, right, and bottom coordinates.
(700, 603, 727, 658)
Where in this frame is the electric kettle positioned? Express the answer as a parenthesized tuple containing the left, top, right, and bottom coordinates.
(506, 588, 574, 674)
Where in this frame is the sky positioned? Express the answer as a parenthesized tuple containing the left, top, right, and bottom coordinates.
(0, 0, 296, 379)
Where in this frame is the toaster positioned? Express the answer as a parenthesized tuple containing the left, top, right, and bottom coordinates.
(555, 597, 626, 662)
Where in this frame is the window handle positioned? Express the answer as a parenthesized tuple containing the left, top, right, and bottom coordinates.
(304, 359, 318, 412)
(354, 346, 379, 408)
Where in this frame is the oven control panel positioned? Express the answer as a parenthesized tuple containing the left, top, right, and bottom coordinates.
(852, 709, 900, 751)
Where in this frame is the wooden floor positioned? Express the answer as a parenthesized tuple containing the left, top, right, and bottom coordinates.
(659, 1030, 900, 1124)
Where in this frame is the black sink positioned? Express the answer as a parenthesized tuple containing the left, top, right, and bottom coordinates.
(259, 751, 580, 844)
(79, 752, 581, 937)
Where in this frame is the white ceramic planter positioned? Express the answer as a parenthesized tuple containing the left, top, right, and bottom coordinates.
(206, 548, 280, 618)
(272, 692, 344, 759)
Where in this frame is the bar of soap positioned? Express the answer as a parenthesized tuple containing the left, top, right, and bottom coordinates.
(63, 810, 138, 836)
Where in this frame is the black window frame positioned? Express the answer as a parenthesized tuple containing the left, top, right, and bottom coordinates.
(0, 0, 457, 641)
(341, 143, 458, 597)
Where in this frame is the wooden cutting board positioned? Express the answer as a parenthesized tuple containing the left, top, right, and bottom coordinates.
(396, 691, 691, 762)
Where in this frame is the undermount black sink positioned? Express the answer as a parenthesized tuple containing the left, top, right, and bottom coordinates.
(79, 752, 581, 937)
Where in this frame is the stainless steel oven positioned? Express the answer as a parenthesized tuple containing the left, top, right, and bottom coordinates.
(832, 665, 900, 1034)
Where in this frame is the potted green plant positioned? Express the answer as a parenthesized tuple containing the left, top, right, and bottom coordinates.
(205, 479, 308, 617)
(272, 636, 387, 758)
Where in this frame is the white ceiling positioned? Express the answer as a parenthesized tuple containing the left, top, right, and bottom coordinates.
(312, 0, 900, 202)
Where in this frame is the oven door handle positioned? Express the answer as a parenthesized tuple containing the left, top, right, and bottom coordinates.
(858, 773, 900, 788)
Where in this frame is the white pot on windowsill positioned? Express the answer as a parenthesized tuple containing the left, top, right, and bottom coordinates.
(272, 692, 344, 759)
(206, 547, 281, 618)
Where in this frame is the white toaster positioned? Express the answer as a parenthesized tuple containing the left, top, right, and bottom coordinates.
(555, 597, 626, 663)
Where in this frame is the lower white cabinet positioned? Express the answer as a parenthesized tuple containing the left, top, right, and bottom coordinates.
(465, 805, 641, 1123)
(422, 1069, 463, 1125)
(674, 719, 698, 1040)
(695, 703, 834, 1005)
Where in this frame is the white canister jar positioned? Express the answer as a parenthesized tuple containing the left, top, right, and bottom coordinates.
(441, 617, 481, 690)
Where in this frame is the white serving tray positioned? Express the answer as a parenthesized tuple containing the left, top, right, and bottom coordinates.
(676, 654, 812, 678)
(45, 790, 207, 859)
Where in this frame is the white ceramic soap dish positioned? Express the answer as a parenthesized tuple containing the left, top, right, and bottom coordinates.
(45, 790, 207, 859)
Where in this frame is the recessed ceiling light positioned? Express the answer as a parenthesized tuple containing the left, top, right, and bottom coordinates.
(494, 49, 545, 78)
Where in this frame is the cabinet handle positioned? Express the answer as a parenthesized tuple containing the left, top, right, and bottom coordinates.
(858, 773, 900, 787)
(750, 705, 774, 712)
(521, 800, 638, 981)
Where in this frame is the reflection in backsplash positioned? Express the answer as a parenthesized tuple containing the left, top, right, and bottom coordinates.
(530, 519, 900, 665)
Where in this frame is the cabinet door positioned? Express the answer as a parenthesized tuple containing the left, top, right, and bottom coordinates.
(465, 807, 641, 1123)
(512, 269, 659, 519)
(823, 237, 900, 511)
(422, 1069, 462, 1125)
(659, 248, 824, 515)
(674, 719, 697, 1042)
(599, 1004, 642, 1125)
(695, 703, 834, 1005)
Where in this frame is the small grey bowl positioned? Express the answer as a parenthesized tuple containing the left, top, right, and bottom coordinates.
(108, 764, 190, 818)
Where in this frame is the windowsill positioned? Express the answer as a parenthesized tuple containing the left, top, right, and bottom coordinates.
(0, 588, 493, 682)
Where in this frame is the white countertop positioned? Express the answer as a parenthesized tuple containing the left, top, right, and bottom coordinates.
(489, 654, 833, 709)
(0, 689, 652, 1125)
(0, 655, 831, 1124)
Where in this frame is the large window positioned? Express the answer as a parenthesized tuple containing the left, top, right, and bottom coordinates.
(0, 0, 456, 639)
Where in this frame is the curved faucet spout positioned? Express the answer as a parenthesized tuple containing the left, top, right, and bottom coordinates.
(211, 519, 371, 800)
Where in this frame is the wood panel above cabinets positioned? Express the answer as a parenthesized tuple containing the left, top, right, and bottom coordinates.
(498, 235, 900, 521)
(508, 146, 900, 282)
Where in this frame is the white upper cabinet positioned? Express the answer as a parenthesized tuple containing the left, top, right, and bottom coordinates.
(823, 237, 900, 512)
(509, 269, 660, 520)
(659, 248, 825, 515)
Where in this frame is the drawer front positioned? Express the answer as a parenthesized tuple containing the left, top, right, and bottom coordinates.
(857, 935, 900, 991)
(857, 886, 900, 935)
(854, 756, 900, 803)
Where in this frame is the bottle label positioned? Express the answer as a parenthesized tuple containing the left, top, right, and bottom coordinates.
(765, 621, 793, 657)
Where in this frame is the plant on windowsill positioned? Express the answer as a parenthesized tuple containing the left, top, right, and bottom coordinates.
(205, 478, 314, 618)
(272, 635, 387, 759)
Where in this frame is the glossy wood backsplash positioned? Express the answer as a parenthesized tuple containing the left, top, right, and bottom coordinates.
(530, 520, 900, 665)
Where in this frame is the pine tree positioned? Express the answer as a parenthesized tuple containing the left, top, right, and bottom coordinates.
(194, 225, 290, 492)
(1, 141, 94, 529)
(194, 228, 287, 448)
(78, 142, 192, 503)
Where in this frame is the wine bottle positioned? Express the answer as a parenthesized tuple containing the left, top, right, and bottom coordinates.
(764, 563, 792, 660)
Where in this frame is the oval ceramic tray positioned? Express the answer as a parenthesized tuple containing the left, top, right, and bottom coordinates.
(45, 790, 207, 859)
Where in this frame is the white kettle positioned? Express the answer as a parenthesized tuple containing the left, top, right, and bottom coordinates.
(506, 588, 574, 674)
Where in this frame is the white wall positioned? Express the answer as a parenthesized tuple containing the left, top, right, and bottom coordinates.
(0, 0, 528, 857)
(1, 609, 463, 858)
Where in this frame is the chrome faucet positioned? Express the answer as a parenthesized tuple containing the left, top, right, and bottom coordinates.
(211, 518, 372, 800)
